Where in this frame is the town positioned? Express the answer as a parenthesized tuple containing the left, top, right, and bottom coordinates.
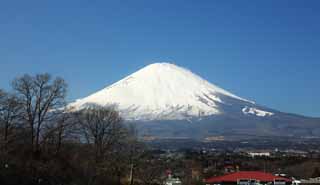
(146, 138, 320, 185)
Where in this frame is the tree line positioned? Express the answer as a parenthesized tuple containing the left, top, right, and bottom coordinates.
(0, 73, 164, 185)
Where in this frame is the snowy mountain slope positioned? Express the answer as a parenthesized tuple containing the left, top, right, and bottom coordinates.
(70, 63, 271, 120)
(69, 63, 320, 138)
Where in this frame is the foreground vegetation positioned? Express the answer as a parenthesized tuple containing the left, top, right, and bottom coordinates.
(0, 73, 166, 185)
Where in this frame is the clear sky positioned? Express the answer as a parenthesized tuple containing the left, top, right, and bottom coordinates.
(0, 0, 319, 117)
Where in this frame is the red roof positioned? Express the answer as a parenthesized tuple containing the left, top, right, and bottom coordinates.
(206, 171, 292, 183)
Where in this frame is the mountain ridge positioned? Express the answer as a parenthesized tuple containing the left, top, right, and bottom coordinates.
(69, 62, 320, 139)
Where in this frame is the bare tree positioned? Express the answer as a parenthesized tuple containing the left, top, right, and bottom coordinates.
(42, 109, 74, 155)
(11, 73, 67, 156)
(103, 126, 143, 185)
(71, 106, 127, 185)
(135, 158, 166, 185)
(74, 106, 124, 163)
(0, 90, 21, 152)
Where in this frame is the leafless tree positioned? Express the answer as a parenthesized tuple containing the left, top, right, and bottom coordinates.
(71, 106, 128, 185)
(42, 109, 74, 155)
(74, 106, 125, 163)
(135, 158, 166, 185)
(0, 75, 152, 185)
(102, 125, 144, 185)
(11, 73, 67, 156)
(0, 90, 21, 152)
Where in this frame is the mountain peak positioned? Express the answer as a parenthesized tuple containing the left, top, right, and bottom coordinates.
(144, 62, 176, 68)
(71, 63, 257, 120)
(142, 62, 187, 72)
(134, 62, 192, 78)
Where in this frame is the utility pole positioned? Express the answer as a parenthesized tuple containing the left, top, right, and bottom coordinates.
(129, 163, 134, 185)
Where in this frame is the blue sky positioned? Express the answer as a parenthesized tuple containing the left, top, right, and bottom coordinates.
(0, 0, 319, 117)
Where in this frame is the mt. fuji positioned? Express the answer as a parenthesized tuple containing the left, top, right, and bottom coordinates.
(70, 63, 320, 139)
(71, 63, 270, 120)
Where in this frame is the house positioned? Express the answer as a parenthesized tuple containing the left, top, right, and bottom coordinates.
(205, 171, 292, 185)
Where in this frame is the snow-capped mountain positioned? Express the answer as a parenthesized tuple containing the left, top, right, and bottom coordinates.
(70, 63, 272, 120)
(70, 63, 320, 139)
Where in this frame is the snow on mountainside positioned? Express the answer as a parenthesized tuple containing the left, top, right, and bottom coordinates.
(242, 106, 274, 117)
(70, 63, 273, 120)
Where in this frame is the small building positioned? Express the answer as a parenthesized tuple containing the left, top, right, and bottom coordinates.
(248, 152, 271, 158)
(205, 171, 292, 185)
(299, 177, 320, 185)
(164, 177, 182, 185)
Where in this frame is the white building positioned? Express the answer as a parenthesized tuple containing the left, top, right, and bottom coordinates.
(248, 152, 271, 158)
(164, 174, 182, 185)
